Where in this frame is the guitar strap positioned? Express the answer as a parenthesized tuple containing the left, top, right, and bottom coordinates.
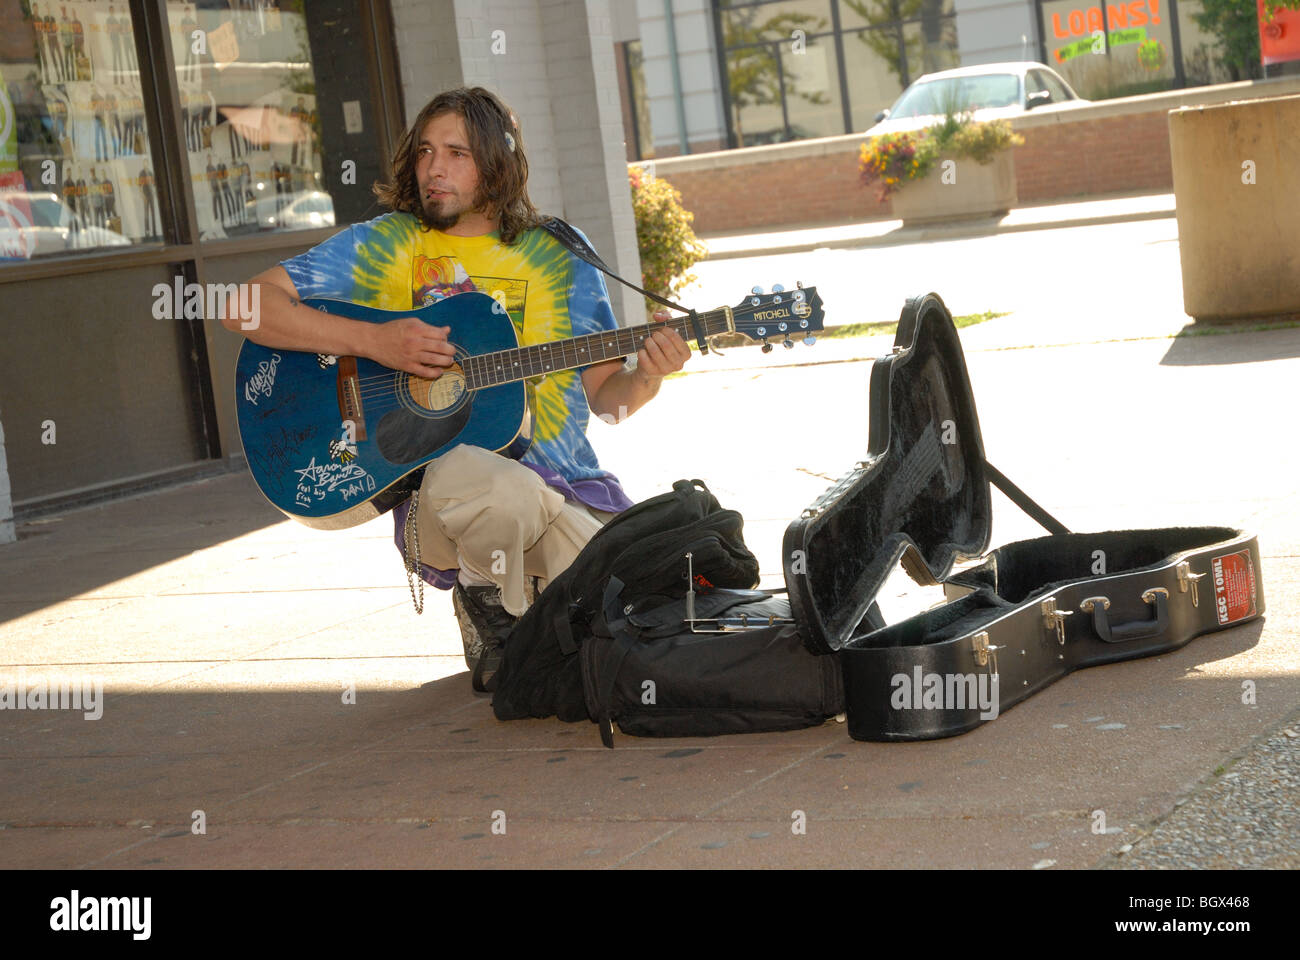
(539, 216, 711, 354)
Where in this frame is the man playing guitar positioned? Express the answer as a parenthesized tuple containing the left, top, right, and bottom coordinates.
(221, 87, 691, 691)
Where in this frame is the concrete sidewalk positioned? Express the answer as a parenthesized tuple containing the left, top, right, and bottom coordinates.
(2, 211, 1296, 870)
(701, 190, 1176, 260)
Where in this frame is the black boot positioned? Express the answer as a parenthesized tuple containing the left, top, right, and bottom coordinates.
(452, 583, 517, 693)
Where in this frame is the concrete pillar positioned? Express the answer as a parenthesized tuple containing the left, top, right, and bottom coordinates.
(1169, 94, 1300, 321)
(539, 0, 644, 325)
(389, 0, 644, 326)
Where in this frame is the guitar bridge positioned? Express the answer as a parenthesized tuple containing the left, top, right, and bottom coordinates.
(335, 356, 368, 441)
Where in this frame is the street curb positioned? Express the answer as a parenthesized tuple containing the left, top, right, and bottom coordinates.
(704, 206, 1177, 261)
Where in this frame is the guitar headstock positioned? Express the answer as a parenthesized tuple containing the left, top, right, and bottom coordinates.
(727, 284, 824, 352)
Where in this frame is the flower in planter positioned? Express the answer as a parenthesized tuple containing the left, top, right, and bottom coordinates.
(858, 131, 937, 202)
(859, 115, 1022, 202)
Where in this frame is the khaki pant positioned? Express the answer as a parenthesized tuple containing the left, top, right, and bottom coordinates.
(414, 445, 615, 617)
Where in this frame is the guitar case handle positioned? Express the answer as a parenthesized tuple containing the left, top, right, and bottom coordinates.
(1080, 588, 1169, 643)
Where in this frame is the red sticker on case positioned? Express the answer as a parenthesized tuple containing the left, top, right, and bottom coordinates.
(1211, 549, 1257, 625)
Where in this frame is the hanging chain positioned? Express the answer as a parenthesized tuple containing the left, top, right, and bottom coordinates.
(404, 489, 424, 615)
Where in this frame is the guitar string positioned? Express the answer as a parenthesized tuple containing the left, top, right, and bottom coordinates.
(342, 320, 692, 387)
(338, 306, 783, 387)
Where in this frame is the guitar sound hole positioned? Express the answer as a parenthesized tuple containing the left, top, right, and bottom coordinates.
(398, 364, 467, 418)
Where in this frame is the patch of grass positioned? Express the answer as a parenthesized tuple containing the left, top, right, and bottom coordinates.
(1175, 318, 1300, 338)
(818, 310, 1009, 340)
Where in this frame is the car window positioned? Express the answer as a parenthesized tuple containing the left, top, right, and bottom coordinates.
(29, 197, 69, 228)
(1025, 71, 1048, 101)
(1041, 71, 1073, 101)
(890, 82, 942, 119)
(890, 74, 1020, 118)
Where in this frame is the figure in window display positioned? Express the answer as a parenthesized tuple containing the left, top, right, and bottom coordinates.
(232, 158, 251, 225)
(139, 164, 157, 238)
(61, 167, 81, 242)
(289, 96, 310, 166)
(105, 90, 124, 157)
(32, 3, 55, 84)
(86, 166, 101, 229)
(216, 159, 236, 224)
(69, 5, 88, 80)
(205, 153, 222, 227)
(100, 170, 118, 234)
(46, 92, 68, 146)
(108, 5, 127, 79)
(92, 88, 110, 162)
(59, 6, 76, 82)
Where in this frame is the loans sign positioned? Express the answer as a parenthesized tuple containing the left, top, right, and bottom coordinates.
(1049, 0, 1164, 62)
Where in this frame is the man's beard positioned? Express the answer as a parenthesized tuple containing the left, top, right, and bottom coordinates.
(421, 187, 481, 231)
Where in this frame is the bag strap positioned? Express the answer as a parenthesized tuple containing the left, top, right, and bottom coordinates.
(984, 461, 1071, 536)
(593, 575, 640, 749)
(540, 216, 689, 316)
(540, 217, 717, 355)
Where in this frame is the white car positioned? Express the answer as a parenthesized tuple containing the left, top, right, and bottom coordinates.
(263, 190, 335, 231)
(866, 62, 1089, 137)
(0, 191, 130, 259)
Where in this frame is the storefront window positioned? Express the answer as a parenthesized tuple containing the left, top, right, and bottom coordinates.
(718, 0, 961, 144)
(1038, 0, 1180, 98)
(2, 0, 159, 261)
(165, 0, 331, 240)
(843, 26, 908, 129)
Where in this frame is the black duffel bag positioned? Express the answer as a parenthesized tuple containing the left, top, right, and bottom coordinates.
(492, 479, 760, 723)
(581, 582, 845, 747)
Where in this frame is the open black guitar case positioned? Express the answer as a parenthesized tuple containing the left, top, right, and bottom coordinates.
(784, 292, 1265, 741)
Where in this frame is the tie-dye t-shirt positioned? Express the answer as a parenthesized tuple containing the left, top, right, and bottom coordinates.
(279, 211, 634, 586)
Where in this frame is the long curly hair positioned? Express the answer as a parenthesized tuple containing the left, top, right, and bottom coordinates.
(372, 87, 542, 244)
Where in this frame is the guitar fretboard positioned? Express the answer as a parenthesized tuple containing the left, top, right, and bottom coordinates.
(459, 308, 732, 389)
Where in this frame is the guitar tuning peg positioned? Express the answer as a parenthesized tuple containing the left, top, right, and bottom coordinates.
(795, 280, 804, 289)
(751, 285, 764, 295)
(803, 335, 817, 346)
(761, 339, 773, 354)
(772, 284, 784, 294)
(782, 336, 794, 349)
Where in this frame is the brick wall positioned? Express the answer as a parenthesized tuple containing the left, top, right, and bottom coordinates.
(644, 76, 1300, 235)
(1014, 110, 1173, 203)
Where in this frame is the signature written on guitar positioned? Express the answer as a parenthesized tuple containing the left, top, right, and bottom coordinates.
(293, 456, 376, 507)
(243, 353, 281, 406)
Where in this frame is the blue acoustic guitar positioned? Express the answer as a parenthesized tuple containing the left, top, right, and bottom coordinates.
(235, 285, 824, 529)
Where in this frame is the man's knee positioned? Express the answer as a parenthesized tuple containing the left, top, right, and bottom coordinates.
(420, 444, 560, 538)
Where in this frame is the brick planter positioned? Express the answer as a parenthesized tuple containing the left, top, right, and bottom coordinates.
(889, 151, 1017, 225)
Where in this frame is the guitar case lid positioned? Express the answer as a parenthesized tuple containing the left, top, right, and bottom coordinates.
(783, 292, 993, 654)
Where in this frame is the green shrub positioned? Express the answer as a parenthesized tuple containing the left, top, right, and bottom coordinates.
(628, 166, 708, 311)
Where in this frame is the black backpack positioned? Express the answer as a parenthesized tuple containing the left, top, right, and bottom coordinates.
(492, 480, 760, 723)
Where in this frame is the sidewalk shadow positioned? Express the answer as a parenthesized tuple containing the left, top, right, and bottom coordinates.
(1160, 325, 1300, 366)
(0, 472, 289, 627)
